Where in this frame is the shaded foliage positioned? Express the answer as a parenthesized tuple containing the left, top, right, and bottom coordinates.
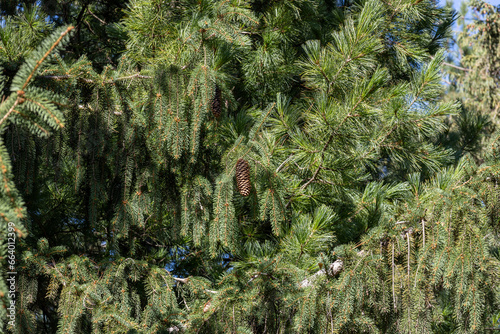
(0, 1, 499, 334)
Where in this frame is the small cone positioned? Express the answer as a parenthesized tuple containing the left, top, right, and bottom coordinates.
(236, 159, 251, 196)
(211, 85, 221, 118)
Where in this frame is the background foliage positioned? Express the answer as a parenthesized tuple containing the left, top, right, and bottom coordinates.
(0, 0, 500, 333)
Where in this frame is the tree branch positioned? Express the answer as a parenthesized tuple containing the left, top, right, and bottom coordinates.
(430, 56, 470, 72)
(0, 98, 19, 127)
(442, 61, 470, 72)
(171, 276, 217, 294)
(39, 73, 152, 84)
(299, 260, 344, 288)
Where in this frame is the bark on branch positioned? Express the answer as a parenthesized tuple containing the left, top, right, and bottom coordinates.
(172, 276, 217, 294)
(299, 260, 344, 288)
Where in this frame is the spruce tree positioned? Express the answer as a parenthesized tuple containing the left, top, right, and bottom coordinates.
(1, 1, 500, 334)
(441, 0, 500, 160)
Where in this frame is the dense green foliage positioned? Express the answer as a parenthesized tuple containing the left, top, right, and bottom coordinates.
(442, 0, 500, 160)
(1, 0, 500, 333)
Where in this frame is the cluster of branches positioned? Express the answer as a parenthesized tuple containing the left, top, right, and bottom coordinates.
(0, 0, 499, 333)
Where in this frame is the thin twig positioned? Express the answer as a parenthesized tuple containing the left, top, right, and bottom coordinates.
(407, 232, 411, 279)
(430, 56, 470, 72)
(422, 219, 425, 247)
(88, 8, 106, 24)
(442, 61, 470, 72)
(39, 73, 152, 84)
(407, 231, 411, 330)
(41, 75, 94, 83)
(0, 99, 19, 127)
(172, 276, 217, 294)
(392, 243, 396, 311)
(276, 154, 293, 173)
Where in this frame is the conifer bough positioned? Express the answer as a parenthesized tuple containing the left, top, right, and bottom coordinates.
(236, 158, 251, 196)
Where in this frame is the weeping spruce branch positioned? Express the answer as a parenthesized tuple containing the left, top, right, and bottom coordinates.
(2, 0, 499, 333)
(0, 25, 74, 332)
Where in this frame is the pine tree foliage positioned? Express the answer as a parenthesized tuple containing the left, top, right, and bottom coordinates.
(0, 5, 52, 65)
(2, 0, 500, 333)
(441, 0, 500, 160)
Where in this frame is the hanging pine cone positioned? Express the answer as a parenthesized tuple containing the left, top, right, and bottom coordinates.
(236, 158, 251, 196)
(211, 85, 221, 118)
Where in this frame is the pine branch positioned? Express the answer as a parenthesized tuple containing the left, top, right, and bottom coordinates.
(300, 108, 361, 190)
